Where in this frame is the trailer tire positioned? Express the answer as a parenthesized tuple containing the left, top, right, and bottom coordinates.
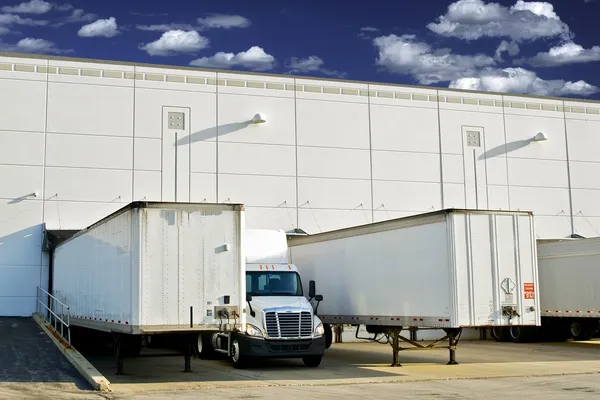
(324, 324, 333, 349)
(509, 326, 534, 343)
(570, 321, 594, 341)
(302, 355, 323, 368)
(491, 326, 510, 342)
(196, 333, 216, 359)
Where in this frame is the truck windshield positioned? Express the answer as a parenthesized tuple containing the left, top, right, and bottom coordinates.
(246, 271, 303, 297)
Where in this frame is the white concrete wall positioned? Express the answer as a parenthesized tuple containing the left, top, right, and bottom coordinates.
(1, 54, 600, 315)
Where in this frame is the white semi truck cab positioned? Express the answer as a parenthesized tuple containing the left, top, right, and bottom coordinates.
(199, 229, 327, 368)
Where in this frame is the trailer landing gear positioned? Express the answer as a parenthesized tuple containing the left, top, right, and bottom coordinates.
(360, 326, 463, 367)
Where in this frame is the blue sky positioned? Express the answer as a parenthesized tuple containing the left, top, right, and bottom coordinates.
(1, 0, 599, 99)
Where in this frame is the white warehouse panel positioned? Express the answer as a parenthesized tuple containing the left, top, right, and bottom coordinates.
(297, 147, 371, 180)
(298, 177, 372, 210)
(0, 201, 43, 267)
(0, 79, 47, 133)
(134, 138, 162, 171)
(47, 83, 134, 137)
(507, 158, 569, 189)
(2, 52, 600, 316)
(218, 142, 296, 176)
(44, 167, 133, 203)
(43, 200, 124, 230)
(503, 114, 567, 161)
(0, 131, 45, 166)
(369, 104, 440, 153)
(189, 173, 217, 203)
(218, 174, 296, 207)
(0, 165, 43, 201)
(372, 150, 440, 183)
(566, 119, 600, 163)
(45, 134, 133, 170)
(373, 180, 441, 212)
(217, 94, 296, 146)
(133, 170, 162, 201)
(296, 99, 369, 149)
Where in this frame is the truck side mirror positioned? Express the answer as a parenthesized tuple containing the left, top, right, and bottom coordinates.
(315, 294, 323, 302)
(309, 280, 316, 298)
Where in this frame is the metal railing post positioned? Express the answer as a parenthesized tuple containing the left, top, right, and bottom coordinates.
(36, 286, 71, 344)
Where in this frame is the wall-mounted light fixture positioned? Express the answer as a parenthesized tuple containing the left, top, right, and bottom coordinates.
(252, 113, 266, 124)
(533, 132, 548, 142)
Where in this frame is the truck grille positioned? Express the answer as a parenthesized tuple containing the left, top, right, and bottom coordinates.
(265, 311, 313, 338)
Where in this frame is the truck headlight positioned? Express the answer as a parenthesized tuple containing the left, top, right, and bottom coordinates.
(314, 323, 324, 337)
(245, 323, 263, 338)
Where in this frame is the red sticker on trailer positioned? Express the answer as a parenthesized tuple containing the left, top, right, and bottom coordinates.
(524, 283, 535, 299)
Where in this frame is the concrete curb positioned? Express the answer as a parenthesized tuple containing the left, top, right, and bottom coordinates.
(31, 312, 112, 392)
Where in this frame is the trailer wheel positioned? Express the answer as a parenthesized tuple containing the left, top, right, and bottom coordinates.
(196, 333, 216, 359)
(324, 324, 333, 349)
(570, 321, 594, 341)
(491, 326, 510, 342)
(509, 326, 534, 343)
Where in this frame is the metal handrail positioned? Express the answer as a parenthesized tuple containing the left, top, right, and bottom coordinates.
(36, 286, 71, 344)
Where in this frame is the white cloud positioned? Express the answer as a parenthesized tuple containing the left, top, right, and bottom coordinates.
(0, 26, 9, 35)
(190, 46, 276, 71)
(1, 0, 52, 14)
(449, 67, 599, 97)
(139, 30, 209, 56)
(517, 41, 600, 67)
(66, 9, 96, 23)
(427, 0, 572, 41)
(360, 26, 379, 32)
(78, 17, 119, 38)
(136, 23, 196, 32)
(494, 40, 520, 61)
(0, 13, 47, 26)
(196, 14, 251, 29)
(0, 37, 71, 53)
(285, 56, 347, 78)
(373, 34, 495, 85)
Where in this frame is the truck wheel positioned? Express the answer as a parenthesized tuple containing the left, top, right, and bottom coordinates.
(302, 355, 322, 368)
(509, 326, 534, 343)
(324, 324, 333, 349)
(570, 321, 593, 341)
(491, 326, 510, 342)
(230, 338, 247, 369)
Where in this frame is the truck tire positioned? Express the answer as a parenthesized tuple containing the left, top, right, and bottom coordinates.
(570, 321, 594, 341)
(324, 324, 333, 349)
(230, 338, 248, 369)
(491, 326, 510, 342)
(302, 355, 323, 367)
(509, 326, 534, 343)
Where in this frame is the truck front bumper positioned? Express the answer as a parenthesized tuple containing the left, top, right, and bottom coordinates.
(237, 335, 326, 358)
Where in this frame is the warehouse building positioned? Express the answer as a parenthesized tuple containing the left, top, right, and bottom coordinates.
(1, 51, 600, 316)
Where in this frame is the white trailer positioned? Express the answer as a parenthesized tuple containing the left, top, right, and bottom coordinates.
(51, 201, 245, 373)
(492, 237, 600, 343)
(288, 208, 541, 366)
